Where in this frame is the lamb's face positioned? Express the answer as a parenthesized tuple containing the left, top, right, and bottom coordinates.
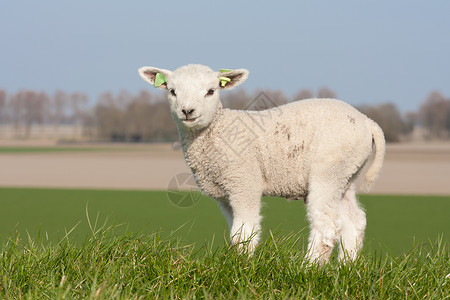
(138, 64, 249, 131)
(167, 65, 221, 130)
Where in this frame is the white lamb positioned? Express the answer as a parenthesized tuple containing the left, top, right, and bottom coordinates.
(138, 64, 385, 263)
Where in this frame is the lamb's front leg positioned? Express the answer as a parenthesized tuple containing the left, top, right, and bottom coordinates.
(227, 193, 262, 253)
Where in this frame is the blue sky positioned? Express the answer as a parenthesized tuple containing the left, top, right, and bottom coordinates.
(1, 1, 449, 113)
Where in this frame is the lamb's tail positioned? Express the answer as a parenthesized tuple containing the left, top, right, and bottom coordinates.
(363, 120, 386, 191)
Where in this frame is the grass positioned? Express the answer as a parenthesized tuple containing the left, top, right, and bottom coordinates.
(1, 227, 449, 299)
(0, 188, 449, 256)
(0, 188, 449, 298)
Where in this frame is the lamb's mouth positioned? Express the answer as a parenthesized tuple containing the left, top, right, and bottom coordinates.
(182, 117, 199, 123)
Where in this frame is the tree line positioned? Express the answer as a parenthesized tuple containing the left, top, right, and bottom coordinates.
(0, 88, 449, 143)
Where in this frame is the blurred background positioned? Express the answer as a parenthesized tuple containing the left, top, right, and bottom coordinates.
(0, 1, 449, 254)
(1, 1, 450, 143)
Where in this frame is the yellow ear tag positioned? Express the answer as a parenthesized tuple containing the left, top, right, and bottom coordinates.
(154, 73, 167, 87)
(219, 69, 232, 87)
(219, 76, 231, 87)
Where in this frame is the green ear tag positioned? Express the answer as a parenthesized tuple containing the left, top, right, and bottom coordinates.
(219, 76, 231, 87)
(220, 69, 232, 73)
(154, 73, 167, 87)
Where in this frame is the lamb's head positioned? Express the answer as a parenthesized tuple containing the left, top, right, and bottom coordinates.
(138, 64, 249, 130)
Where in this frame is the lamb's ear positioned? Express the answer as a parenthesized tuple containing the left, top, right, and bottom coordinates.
(138, 66, 172, 90)
(218, 69, 249, 90)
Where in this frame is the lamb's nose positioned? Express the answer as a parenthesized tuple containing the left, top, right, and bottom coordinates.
(182, 108, 195, 117)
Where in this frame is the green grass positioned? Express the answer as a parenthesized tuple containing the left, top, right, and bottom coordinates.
(0, 189, 229, 249)
(0, 188, 449, 256)
(0, 188, 449, 298)
(1, 227, 449, 299)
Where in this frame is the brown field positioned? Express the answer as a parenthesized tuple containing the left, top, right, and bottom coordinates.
(1, 141, 449, 195)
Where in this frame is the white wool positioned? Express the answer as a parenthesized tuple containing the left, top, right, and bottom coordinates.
(138, 64, 385, 263)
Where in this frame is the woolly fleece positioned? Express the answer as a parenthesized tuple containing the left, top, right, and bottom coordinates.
(138, 64, 385, 263)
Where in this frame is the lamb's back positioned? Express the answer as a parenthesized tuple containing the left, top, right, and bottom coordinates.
(244, 99, 373, 198)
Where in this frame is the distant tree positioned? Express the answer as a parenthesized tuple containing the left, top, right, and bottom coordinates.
(9, 92, 23, 135)
(0, 90, 6, 120)
(221, 89, 251, 110)
(93, 90, 177, 142)
(446, 99, 450, 132)
(81, 108, 97, 140)
(7, 90, 50, 137)
(419, 91, 448, 138)
(317, 87, 337, 99)
(247, 89, 287, 111)
(12, 87, 450, 143)
(292, 89, 314, 101)
(0, 90, 6, 136)
(70, 92, 88, 138)
(125, 93, 153, 142)
(127, 91, 177, 142)
(404, 111, 418, 134)
(358, 103, 405, 142)
(36, 91, 51, 134)
(149, 100, 178, 141)
(52, 90, 68, 133)
(95, 92, 127, 141)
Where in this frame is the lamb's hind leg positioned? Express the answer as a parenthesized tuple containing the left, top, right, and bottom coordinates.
(338, 183, 366, 261)
(306, 181, 344, 264)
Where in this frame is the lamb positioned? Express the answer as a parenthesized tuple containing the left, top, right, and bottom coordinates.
(138, 64, 385, 263)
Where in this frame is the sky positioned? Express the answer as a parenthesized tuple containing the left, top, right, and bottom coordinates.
(0, 0, 449, 113)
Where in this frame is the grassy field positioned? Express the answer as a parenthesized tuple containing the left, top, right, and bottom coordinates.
(1, 227, 449, 299)
(1, 188, 449, 298)
(1, 188, 449, 256)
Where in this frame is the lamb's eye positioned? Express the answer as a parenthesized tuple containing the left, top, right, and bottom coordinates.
(169, 89, 176, 97)
(206, 89, 215, 96)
